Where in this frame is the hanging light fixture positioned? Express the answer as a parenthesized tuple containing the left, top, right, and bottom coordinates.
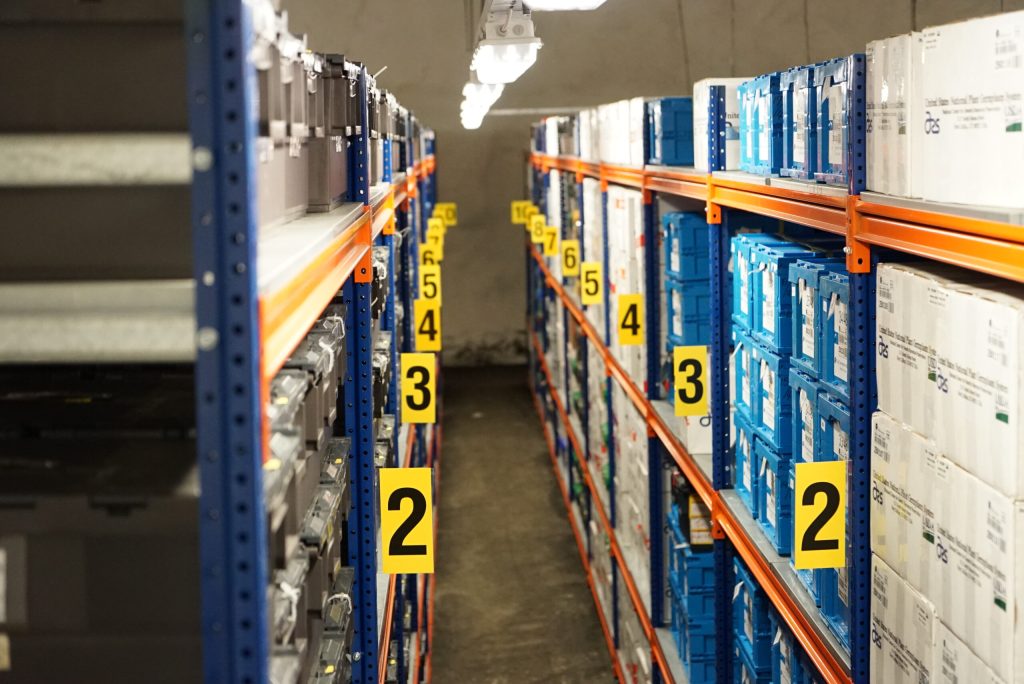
(471, 1, 543, 85)
(525, 0, 608, 9)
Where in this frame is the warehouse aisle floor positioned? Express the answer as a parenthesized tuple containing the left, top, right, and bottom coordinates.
(432, 365, 612, 683)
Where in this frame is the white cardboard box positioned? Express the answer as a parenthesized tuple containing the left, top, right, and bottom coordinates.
(693, 77, 748, 172)
(871, 409, 1024, 683)
(934, 620, 1005, 684)
(870, 554, 936, 684)
(919, 11, 1024, 208)
(866, 32, 923, 197)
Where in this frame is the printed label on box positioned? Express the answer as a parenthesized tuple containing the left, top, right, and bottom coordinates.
(801, 390, 815, 462)
(833, 297, 849, 381)
(763, 266, 777, 334)
(834, 423, 849, 460)
(828, 84, 845, 168)
(739, 256, 750, 314)
(762, 361, 776, 431)
(800, 279, 816, 358)
(794, 89, 808, 165)
(766, 464, 778, 527)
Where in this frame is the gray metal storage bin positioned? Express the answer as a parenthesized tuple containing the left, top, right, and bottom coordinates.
(305, 53, 326, 138)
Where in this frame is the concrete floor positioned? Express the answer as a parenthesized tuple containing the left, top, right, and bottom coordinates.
(431, 365, 614, 684)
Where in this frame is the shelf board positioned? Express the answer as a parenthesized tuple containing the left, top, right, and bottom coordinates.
(654, 628, 689, 684)
(258, 202, 369, 379)
(718, 489, 851, 676)
(0, 279, 194, 363)
(0, 133, 191, 187)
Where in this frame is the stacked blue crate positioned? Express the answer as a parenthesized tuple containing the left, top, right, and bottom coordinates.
(662, 212, 711, 398)
(769, 608, 824, 684)
(647, 97, 694, 166)
(788, 259, 845, 379)
(813, 54, 865, 186)
(733, 557, 772, 680)
(739, 73, 783, 176)
(666, 504, 716, 684)
(815, 393, 851, 651)
(779, 65, 816, 180)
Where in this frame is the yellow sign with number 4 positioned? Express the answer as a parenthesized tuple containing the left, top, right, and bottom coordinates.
(543, 226, 559, 257)
(380, 467, 435, 573)
(617, 294, 644, 346)
(794, 460, 847, 570)
(401, 353, 436, 424)
(580, 262, 603, 305)
(414, 299, 442, 351)
(561, 239, 580, 276)
(673, 346, 709, 416)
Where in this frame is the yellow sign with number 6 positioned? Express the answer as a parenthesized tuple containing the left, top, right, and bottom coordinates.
(617, 294, 644, 346)
(380, 467, 435, 573)
(794, 460, 847, 570)
(561, 239, 580, 276)
(420, 243, 439, 267)
(673, 346, 709, 416)
(580, 262, 602, 305)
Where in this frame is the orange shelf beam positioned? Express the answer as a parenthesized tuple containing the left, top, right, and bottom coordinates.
(529, 244, 851, 684)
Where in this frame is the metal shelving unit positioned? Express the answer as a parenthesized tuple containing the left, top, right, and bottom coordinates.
(526, 70, 1024, 684)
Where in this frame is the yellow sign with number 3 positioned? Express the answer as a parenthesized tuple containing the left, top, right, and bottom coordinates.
(673, 346, 709, 416)
(380, 467, 435, 573)
(401, 353, 436, 424)
(793, 460, 847, 570)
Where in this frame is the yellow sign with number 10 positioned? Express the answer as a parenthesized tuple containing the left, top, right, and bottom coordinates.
(380, 467, 435, 573)
(794, 460, 847, 570)
(511, 200, 532, 225)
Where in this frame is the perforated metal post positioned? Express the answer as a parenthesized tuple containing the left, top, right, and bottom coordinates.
(186, 2, 268, 682)
(846, 52, 872, 684)
(601, 185, 620, 645)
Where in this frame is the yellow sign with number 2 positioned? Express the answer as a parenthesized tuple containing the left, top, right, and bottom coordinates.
(794, 460, 847, 570)
(380, 467, 435, 573)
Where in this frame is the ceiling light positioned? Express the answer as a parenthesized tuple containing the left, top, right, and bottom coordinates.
(526, 0, 608, 8)
(471, 38, 542, 85)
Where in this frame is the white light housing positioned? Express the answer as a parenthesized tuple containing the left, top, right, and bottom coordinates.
(471, 38, 542, 85)
(462, 80, 504, 109)
(526, 0, 608, 9)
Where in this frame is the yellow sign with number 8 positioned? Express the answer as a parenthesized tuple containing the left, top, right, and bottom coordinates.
(530, 214, 545, 243)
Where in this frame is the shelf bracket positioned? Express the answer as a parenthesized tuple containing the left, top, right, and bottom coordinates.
(846, 194, 871, 273)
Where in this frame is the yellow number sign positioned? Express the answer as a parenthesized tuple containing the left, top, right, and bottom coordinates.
(673, 346, 709, 416)
(529, 213, 545, 243)
(543, 226, 559, 257)
(561, 239, 580, 276)
(794, 460, 847, 570)
(380, 467, 435, 573)
(420, 243, 439, 267)
(426, 227, 444, 261)
(580, 262, 603, 305)
(428, 216, 446, 236)
(419, 264, 441, 304)
(511, 200, 532, 224)
(435, 202, 458, 226)
(414, 298, 441, 352)
(617, 294, 644, 346)
(401, 353, 436, 423)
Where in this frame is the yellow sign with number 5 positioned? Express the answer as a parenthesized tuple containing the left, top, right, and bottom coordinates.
(380, 467, 435, 573)
(580, 262, 602, 305)
(794, 460, 847, 570)
(419, 264, 441, 304)
(673, 346, 709, 416)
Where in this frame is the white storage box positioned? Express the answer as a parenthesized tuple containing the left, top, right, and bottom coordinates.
(870, 554, 935, 684)
(919, 11, 1024, 208)
(866, 32, 923, 197)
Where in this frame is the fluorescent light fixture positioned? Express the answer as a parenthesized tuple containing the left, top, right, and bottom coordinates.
(526, 0, 608, 8)
(471, 37, 542, 84)
(463, 80, 504, 109)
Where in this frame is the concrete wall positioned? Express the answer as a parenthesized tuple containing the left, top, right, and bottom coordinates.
(286, 0, 1021, 365)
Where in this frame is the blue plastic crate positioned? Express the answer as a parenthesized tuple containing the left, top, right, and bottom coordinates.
(684, 587, 715, 619)
(813, 54, 864, 187)
(734, 636, 772, 683)
(755, 439, 792, 556)
(779, 65, 817, 180)
(816, 563, 851, 652)
(733, 557, 772, 667)
(787, 462, 818, 605)
(668, 504, 716, 594)
(663, 212, 710, 282)
(670, 579, 687, 658)
(747, 72, 783, 176)
(788, 259, 845, 378)
(788, 368, 821, 465)
(732, 325, 756, 421)
(731, 234, 789, 330)
(750, 242, 823, 353)
(733, 410, 758, 517)
(818, 273, 850, 402)
(667, 505, 686, 580)
(684, 616, 716, 661)
(667, 278, 711, 343)
(688, 656, 717, 684)
(751, 341, 792, 452)
(769, 609, 810, 684)
(817, 391, 850, 463)
(647, 97, 695, 166)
